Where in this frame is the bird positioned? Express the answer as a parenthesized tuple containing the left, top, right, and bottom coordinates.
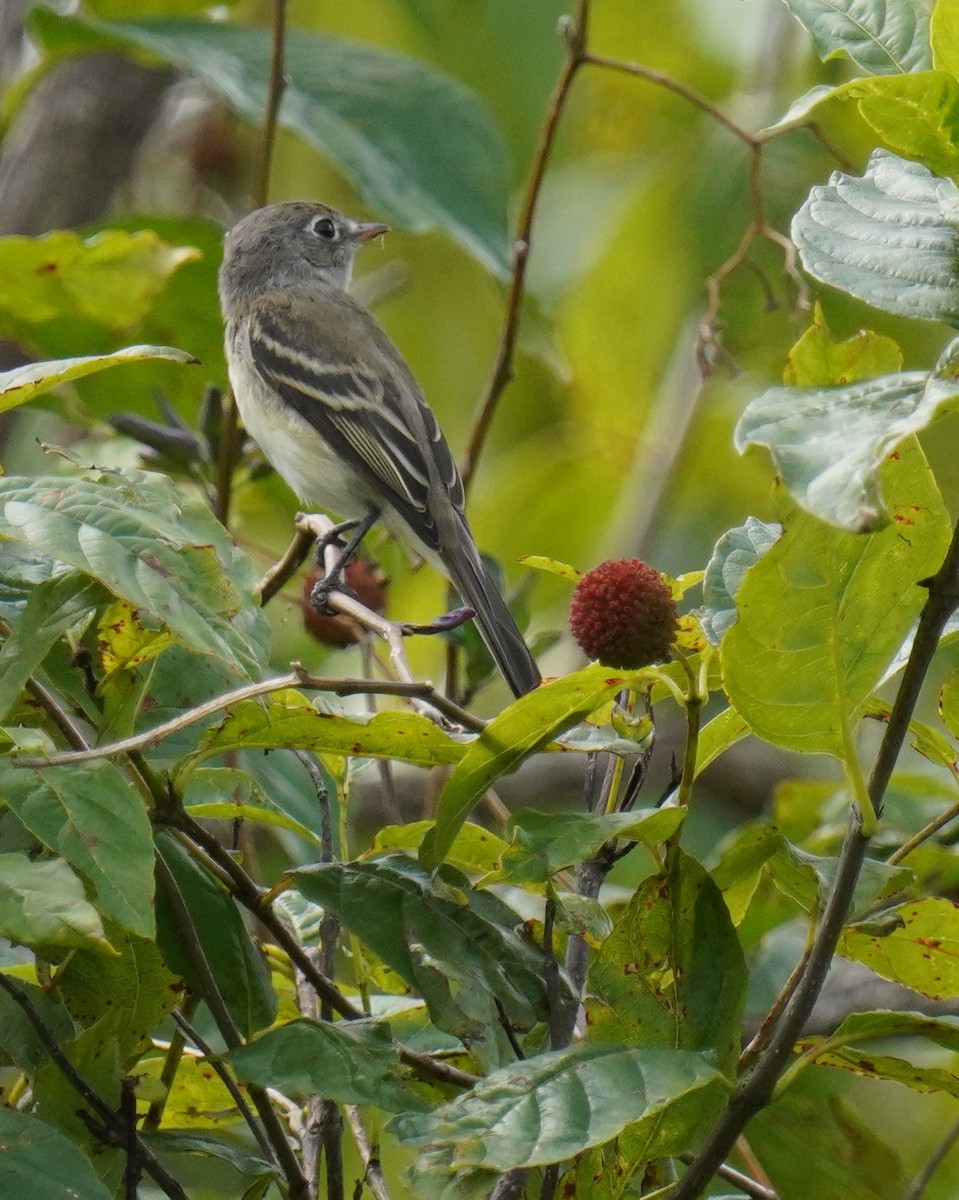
(218, 201, 541, 698)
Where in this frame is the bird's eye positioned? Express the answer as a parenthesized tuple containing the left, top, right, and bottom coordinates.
(311, 216, 337, 241)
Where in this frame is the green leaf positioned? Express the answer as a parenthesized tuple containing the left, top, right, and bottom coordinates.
(933, 0, 959, 76)
(155, 833, 277, 1038)
(362, 819, 510, 877)
(136, 1053, 245, 1129)
(392, 1042, 727, 1174)
(722, 438, 950, 756)
(0, 854, 107, 951)
(588, 849, 747, 1074)
(141, 1132, 273, 1181)
(422, 663, 658, 869)
(0, 978, 76, 1071)
(749, 1084, 908, 1200)
(694, 706, 751, 775)
(0, 470, 267, 679)
(176, 690, 467, 785)
(89, 0, 239, 14)
(52, 932, 179, 1067)
(0, 345, 195, 415)
(0, 228, 198, 329)
(0, 572, 103, 723)
(184, 767, 322, 846)
(792, 149, 959, 323)
(231, 1018, 429, 1112)
(817, 1007, 959, 1050)
(711, 826, 782, 926)
(485, 806, 685, 885)
(864, 694, 958, 767)
(939, 666, 959, 740)
(764, 838, 911, 914)
(0, 761, 155, 938)
(32, 1009, 123, 1148)
(782, 0, 931, 73)
(784, 308, 903, 386)
(290, 855, 554, 1044)
(840, 897, 959, 997)
(846, 72, 959, 178)
(34, 11, 510, 275)
(520, 555, 582, 582)
(736, 338, 959, 532)
(700, 517, 780, 645)
(794, 1010, 959, 1096)
(0, 1109, 113, 1200)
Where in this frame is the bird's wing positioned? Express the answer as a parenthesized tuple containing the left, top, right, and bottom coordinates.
(247, 295, 463, 553)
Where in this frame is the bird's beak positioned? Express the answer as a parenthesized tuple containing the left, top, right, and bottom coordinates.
(354, 220, 390, 242)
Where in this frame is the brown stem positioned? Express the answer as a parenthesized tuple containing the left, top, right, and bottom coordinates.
(672, 518, 959, 1198)
(0, 975, 190, 1200)
(14, 667, 486, 769)
(251, 0, 288, 210)
(460, 0, 590, 492)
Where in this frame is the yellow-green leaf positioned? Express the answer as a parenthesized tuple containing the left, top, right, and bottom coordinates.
(0, 345, 195, 414)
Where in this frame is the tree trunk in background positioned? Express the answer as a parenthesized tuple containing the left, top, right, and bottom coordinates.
(0, 52, 175, 235)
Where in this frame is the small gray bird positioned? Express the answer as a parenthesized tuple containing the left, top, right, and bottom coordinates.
(218, 201, 540, 697)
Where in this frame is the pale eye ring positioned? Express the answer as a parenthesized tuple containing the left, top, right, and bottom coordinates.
(311, 216, 337, 241)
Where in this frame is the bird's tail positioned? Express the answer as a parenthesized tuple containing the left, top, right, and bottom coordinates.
(444, 519, 541, 698)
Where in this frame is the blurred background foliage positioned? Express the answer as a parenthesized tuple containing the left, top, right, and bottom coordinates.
(6, 2, 959, 1197)
(8, 0, 959, 862)
(7, 0, 949, 671)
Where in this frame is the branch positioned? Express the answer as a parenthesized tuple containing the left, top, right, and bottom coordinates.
(251, 0, 288, 208)
(460, 0, 590, 492)
(0, 974, 190, 1200)
(167, 808, 481, 1091)
(170, 1013, 277, 1169)
(217, 0, 287, 529)
(904, 1113, 959, 1200)
(14, 665, 485, 768)
(157, 854, 310, 1199)
(345, 1106, 393, 1200)
(581, 52, 757, 145)
(259, 525, 315, 604)
(671, 516, 959, 1198)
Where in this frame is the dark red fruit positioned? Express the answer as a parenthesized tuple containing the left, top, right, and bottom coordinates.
(570, 559, 677, 668)
(303, 558, 388, 647)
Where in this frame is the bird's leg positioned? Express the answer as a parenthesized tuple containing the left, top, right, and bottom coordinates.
(309, 508, 380, 615)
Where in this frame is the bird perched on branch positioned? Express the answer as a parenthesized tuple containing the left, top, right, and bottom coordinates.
(218, 201, 540, 698)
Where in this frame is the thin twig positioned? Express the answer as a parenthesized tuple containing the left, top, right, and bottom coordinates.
(121, 1077, 139, 1200)
(904, 1113, 959, 1200)
(171, 1012, 278, 1169)
(678, 1155, 778, 1200)
(0, 975, 190, 1200)
(259, 526, 315, 604)
(672, 518, 959, 1199)
(14, 666, 485, 768)
(167, 808, 481, 1090)
(219, 0, 287, 531)
(213, 395, 239, 530)
(460, 0, 590, 492)
(251, 0, 288, 210)
(582, 51, 757, 145)
(671, 649, 702, 809)
(888, 794, 959, 866)
(296, 750, 335, 860)
(321, 1101, 345, 1200)
(156, 854, 311, 1199)
(142, 992, 199, 1133)
(25, 675, 91, 751)
(345, 1106, 393, 1200)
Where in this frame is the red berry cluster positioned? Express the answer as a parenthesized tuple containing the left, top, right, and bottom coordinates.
(570, 559, 677, 669)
